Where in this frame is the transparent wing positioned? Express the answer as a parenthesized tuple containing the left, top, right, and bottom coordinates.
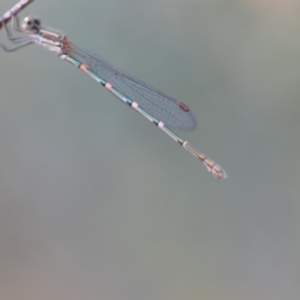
(70, 44, 197, 132)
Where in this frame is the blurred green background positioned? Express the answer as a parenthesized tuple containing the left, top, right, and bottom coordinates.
(1, 0, 300, 299)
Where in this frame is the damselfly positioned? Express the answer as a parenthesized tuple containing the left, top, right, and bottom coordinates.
(0, 14, 227, 179)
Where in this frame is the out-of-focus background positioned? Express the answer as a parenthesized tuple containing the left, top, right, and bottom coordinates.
(1, 0, 300, 299)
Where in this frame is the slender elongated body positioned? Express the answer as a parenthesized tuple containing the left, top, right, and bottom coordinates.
(0, 14, 227, 179)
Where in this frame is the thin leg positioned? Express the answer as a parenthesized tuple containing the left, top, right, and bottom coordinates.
(12, 15, 22, 32)
(0, 40, 33, 52)
(1, 17, 24, 43)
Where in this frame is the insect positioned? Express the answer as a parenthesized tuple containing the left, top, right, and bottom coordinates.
(0, 10, 227, 179)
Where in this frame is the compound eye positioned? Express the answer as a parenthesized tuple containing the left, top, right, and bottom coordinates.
(34, 18, 41, 26)
(23, 16, 34, 29)
(22, 16, 41, 32)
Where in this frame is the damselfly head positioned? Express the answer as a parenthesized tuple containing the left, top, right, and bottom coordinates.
(21, 16, 41, 33)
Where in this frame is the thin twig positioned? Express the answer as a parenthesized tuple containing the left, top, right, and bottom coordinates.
(0, 0, 34, 30)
